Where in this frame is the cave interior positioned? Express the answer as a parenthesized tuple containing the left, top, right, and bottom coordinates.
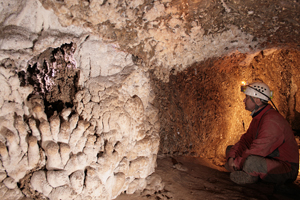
(1, 0, 300, 199)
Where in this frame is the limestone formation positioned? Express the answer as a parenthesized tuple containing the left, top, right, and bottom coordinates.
(45, 141, 63, 170)
(69, 120, 90, 153)
(0, 0, 161, 199)
(57, 121, 71, 144)
(47, 170, 69, 188)
(60, 143, 71, 166)
(1, 0, 300, 199)
(49, 185, 76, 200)
(69, 170, 84, 194)
(28, 118, 41, 141)
(27, 136, 40, 168)
(40, 120, 53, 148)
(0, 55, 160, 199)
(49, 112, 60, 142)
(126, 178, 147, 195)
(30, 170, 53, 197)
(0, 62, 160, 198)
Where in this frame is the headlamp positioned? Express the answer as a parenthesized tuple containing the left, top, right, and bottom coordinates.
(240, 81, 248, 92)
(240, 80, 274, 100)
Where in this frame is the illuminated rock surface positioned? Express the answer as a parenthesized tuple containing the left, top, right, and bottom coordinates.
(0, 0, 300, 199)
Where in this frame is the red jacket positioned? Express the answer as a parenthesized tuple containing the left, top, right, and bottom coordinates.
(227, 105, 299, 171)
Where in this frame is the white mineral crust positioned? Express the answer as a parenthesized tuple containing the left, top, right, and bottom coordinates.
(28, 118, 41, 141)
(0, 2, 160, 197)
(0, 62, 160, 200)
(49, 112, 60, 142)
(31, 170, 53, 197)
(70, 170, 84, 194)
(28, 136, 40, 168)
(47, 170, 70, 188)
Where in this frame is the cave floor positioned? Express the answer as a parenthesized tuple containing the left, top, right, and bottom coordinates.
(116, 155, 300, 200)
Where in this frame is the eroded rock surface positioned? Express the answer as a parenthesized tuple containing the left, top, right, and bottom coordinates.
(0, 0, 300, 199)
(37, 0, 300, 81)
(0, 61, 160, 199)
(0, 2, 161, 197)
(153, 48, 300, 165)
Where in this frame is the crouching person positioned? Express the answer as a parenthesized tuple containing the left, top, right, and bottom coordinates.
(225, 82, 299, 184)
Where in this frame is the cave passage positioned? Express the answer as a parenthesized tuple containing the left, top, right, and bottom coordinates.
(152, 48, 300, 165)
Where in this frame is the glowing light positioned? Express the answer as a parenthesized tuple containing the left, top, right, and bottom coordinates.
(240, 81, 248, 92)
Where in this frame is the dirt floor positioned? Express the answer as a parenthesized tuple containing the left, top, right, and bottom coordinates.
(116, 155, 300, 200)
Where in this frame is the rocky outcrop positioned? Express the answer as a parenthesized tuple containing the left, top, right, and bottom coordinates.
(37, 0, 300, 82)
(0, 61, 160, 199)
(0, 1, 161, 198)
(1, 0, 299, 199)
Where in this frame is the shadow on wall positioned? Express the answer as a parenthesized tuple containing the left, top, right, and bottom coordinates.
(18, 43, 79, 118)
(152, 48, 300, 165)
(292, 111, 300, 136)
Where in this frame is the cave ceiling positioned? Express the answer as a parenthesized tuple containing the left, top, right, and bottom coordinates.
(37, 0, 300, 81)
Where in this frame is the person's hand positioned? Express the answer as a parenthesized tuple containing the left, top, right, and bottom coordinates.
(227, 157, 237, 172)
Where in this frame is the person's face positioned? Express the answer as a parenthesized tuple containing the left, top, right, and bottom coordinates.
(243, 95, 256, 112)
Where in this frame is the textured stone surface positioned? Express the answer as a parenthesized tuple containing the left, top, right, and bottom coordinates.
(0, 0, 300, 199)
(153, 48, 300, 165)
(37, 0, 300, 81)
(0, 57, 158, 199)
(0, 2, 160, 197)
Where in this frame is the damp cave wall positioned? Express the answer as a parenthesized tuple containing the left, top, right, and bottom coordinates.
(154, 48, 300, 165)
(0, 0, 300, 199)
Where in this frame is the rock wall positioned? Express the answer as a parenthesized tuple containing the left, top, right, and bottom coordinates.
(1, 0, 300, 199)
(0, 0, 160, 199)
(37, 0, 300, 82)
(153, 48, 300, 165)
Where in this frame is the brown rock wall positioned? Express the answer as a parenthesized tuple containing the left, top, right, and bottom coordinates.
(153, 48, 300, 164)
